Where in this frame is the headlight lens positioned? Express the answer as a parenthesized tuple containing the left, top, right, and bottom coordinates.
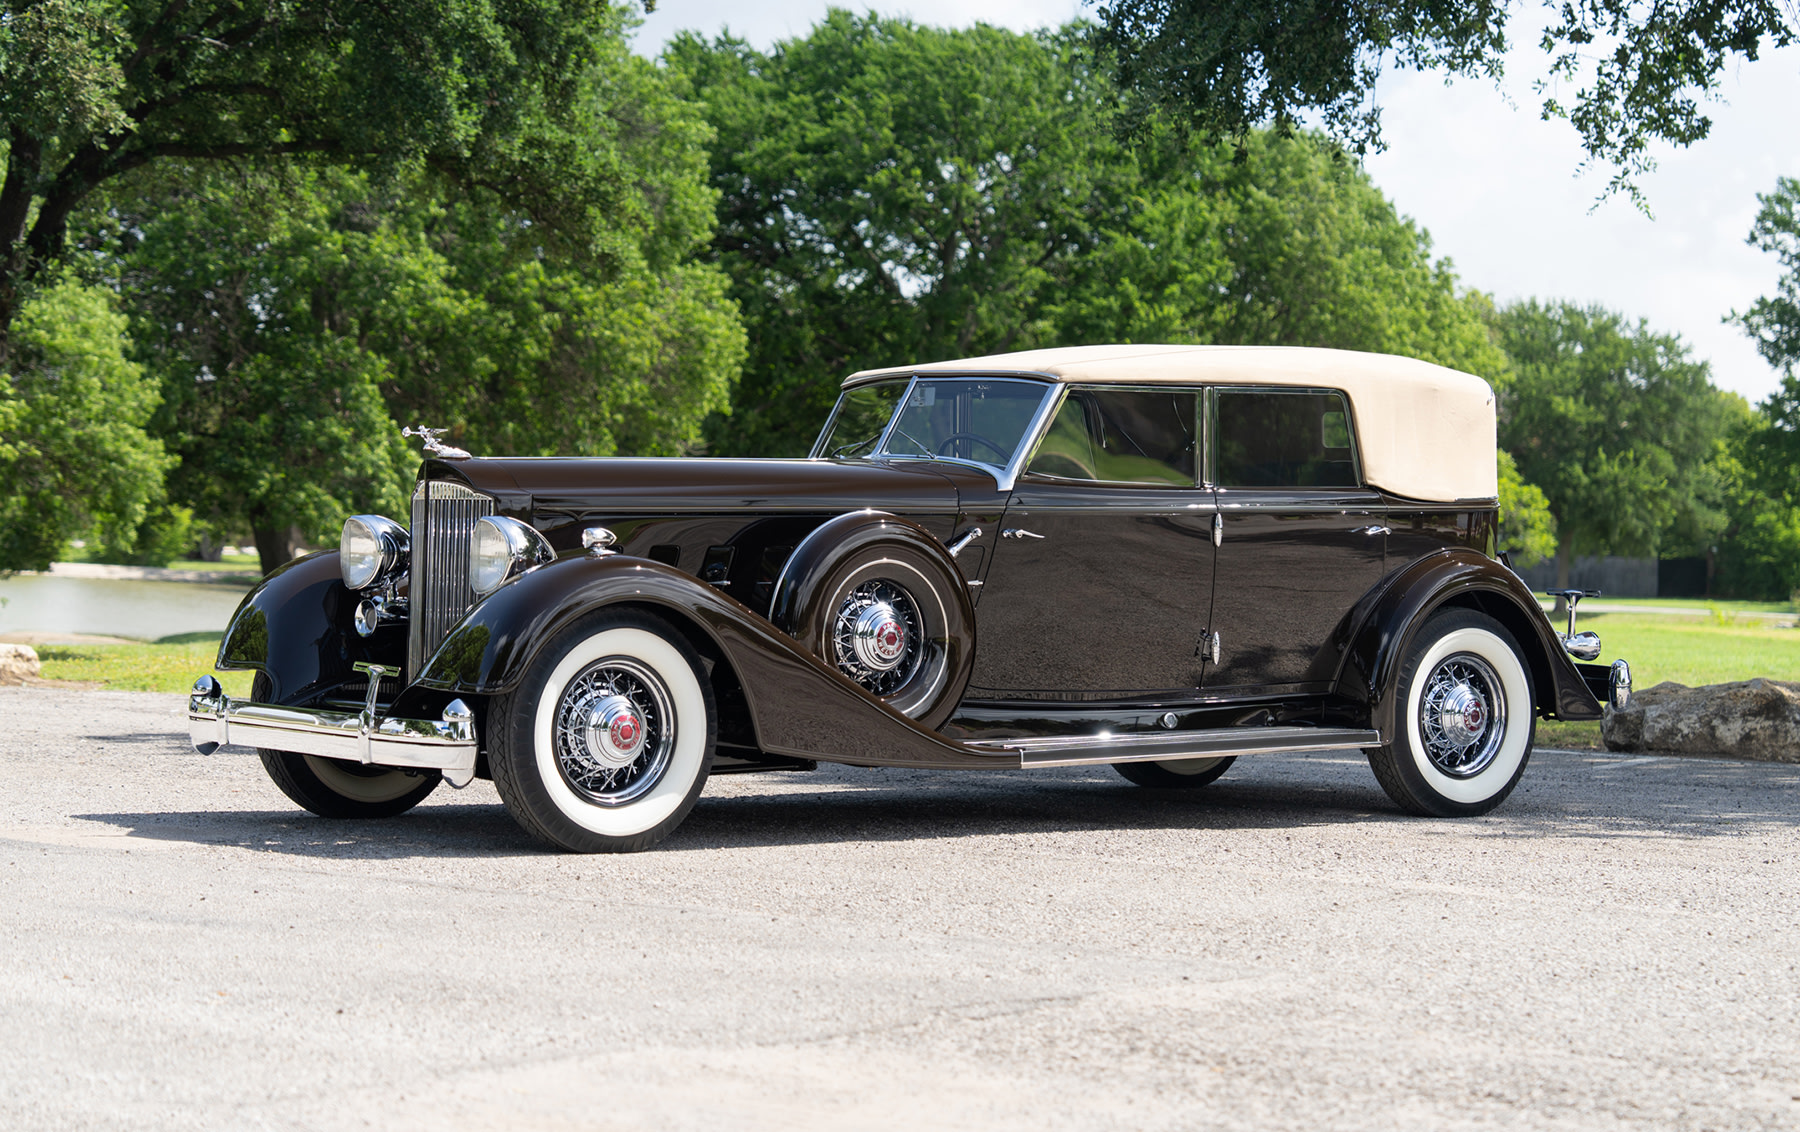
(340, 515, 408, 590)
(470, 516, 553, 595)
(469, 517, 519, 595)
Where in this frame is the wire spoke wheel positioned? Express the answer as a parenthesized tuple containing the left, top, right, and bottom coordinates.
(831, 579, 924, 696)
(552, 657, 676, 806)
(1418, 653, 1506, 778)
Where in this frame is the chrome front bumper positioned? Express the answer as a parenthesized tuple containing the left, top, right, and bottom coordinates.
(187, 675, 479, 787)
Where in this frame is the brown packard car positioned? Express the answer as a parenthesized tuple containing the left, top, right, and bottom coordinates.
(189, 345, 1632, 851)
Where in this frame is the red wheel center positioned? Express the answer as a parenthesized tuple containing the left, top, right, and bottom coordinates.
(872, 619, 904, 661)
(609, 713, 641, 751)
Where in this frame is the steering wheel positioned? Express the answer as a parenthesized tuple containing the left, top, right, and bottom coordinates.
(935, 432, 1010, 462)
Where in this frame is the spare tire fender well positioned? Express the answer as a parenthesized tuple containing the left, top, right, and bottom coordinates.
(767, 510, 969, 637)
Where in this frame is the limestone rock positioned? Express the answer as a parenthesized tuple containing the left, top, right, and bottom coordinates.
(0, 643, 41, 685)
(1602, 678, 1800, 762)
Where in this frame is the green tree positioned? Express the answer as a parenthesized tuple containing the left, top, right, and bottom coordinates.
(113, 155, 738, 573)
(1491, 299, 1735, 590)
(0, 276, 167, 570)
(671, 14, 1505, 455)
(1090, 1, 1795, 202)
(2, 0, 664, 573)
(1733, 176, 1800, 377)
(0, 0, 645, 361)
(1497, 449, 1557, 567)
(669, 16, 1141, 455)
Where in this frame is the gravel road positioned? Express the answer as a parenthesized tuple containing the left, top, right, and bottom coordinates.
(3, 686, 1797, 1131)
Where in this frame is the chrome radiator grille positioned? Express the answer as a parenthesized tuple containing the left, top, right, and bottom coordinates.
(408, 480, 495, 679)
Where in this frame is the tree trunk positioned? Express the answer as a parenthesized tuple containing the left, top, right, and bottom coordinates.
(1552, 532, 1575, 616)
(252, 524, 305, 576)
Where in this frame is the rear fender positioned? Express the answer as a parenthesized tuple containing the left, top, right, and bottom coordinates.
(1340, 548, 1603, 738)
(214, 551, 405, 704)
(415, 554, 994, 769)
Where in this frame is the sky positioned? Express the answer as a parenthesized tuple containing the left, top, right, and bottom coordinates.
(630, 1, 1800, 405)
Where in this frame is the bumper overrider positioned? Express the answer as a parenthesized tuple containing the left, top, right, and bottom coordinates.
(187, 663, 479, 787)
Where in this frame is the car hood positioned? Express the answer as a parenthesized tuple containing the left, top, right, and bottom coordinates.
(422, 456, 973, 515)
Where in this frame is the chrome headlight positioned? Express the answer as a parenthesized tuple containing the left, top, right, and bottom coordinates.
(339, 515, 410, 590)
(470, 515, 554, 595)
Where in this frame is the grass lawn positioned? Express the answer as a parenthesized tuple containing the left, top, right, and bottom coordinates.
(1554, 596, 1794, 615)
(63, 542, 264, 575)
(36, 633, 253, 696)
(1539, 611, 1800, 750)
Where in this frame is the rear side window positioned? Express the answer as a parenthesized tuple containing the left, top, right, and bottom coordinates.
(1215, 390, 1358, 488)
(1028, 387, 1198, 485)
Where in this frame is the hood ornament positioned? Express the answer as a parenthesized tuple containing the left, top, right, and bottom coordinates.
(402, 425, 470, 460)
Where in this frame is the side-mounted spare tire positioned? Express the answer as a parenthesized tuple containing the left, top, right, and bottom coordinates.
(769, 511, 977, 731)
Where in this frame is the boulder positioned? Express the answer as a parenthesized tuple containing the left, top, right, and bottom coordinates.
(0, 643, 41, 685)
(1602, 679, 1800, 762)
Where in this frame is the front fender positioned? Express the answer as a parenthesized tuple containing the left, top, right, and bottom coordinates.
(1340, 548, 1603, 738)
(214, 551, 405, 704)
(415, 554, 996, 770)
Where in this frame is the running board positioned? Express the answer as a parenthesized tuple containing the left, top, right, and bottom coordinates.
(964, 726, 1382, 769)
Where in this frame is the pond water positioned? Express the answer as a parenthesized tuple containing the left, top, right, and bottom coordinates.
(0, 574, 252, 641)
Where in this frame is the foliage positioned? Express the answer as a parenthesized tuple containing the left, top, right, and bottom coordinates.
(1710, 388, 1800, 600)
(1089, 1, 1795, 202)
(0, 277, 167, 571)
(0, 0, 644, 362)
(1497, 449, 1556, 566)
(670, 15, 1504, 456)
(1733, 177, 1800, 376)
(1491, 300, 1734, 581)
(92, 20, 740, 573)
(89, 501, 195, 567)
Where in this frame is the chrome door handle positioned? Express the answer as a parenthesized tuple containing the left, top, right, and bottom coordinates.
(1351, 525, 1390, 536)
(1001, 528, 1045, 540)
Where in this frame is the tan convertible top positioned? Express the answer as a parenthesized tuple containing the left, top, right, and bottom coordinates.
(848, 345, 1498, 504)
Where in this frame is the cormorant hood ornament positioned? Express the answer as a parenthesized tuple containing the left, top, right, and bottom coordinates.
(402, 425, 470, 460)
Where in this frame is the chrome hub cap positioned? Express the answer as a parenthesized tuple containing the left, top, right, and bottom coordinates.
(833, 580, 923, 695)
(583, 694, 647, 769)
(851, 602, 908, 671)
(554, 658, 674, 805)
(1419, 653, 1506, 778)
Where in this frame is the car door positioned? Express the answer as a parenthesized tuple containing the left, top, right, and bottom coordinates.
(967, 385, 1218, 700)
(1203, 386, 1387, 694)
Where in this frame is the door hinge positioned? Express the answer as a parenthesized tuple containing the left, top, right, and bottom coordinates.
(1212, 513, 1223, 547)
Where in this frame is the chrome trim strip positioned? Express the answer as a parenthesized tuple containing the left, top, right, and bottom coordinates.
(187, 682, 478, 775)
(966, 725, 1383, 768)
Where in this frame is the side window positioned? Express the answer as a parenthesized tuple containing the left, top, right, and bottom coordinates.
(1028, 388, 1198, 485)
(1215, 389, 1358, 488)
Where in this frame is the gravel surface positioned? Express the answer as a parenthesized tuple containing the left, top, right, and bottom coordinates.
(3, 685, 1797, 1131)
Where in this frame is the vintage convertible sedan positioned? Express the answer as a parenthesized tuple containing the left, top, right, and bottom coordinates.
(189, 345, 1631, 851)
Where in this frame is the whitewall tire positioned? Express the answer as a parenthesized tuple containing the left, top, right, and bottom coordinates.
(491, 610, 716, 852)
(1367, 609, 1535, 817)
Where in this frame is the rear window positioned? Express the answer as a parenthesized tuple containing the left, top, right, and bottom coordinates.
(1215, 390, 1358, 488)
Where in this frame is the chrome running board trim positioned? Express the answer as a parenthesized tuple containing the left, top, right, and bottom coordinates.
(965, 726, 1382, 768)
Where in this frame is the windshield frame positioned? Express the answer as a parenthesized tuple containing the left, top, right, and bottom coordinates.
(811, 374, 1061, 491)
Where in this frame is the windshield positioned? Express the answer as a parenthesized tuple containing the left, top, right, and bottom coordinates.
(815, 377, 1052, 472)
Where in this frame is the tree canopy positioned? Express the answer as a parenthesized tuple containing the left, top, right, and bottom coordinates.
(670, 13, 1505, 456)
(1089, 0, 1796, 201)
(0, 276, 167, 570)
(1491, 300, 1735, 586)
